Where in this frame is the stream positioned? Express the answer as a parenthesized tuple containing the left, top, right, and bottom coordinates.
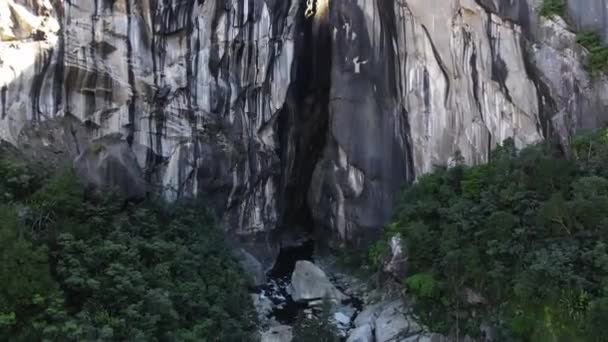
(253, 240, 363, 338)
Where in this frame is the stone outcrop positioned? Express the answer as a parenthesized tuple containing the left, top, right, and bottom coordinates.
(346, 324, 373, 342)
(373, 300, 421, 342)
(74, 134, 149, 198)
(235, 248, 267, 287)
(289, 260, 347, 302)
(261, 325, 293, 342)
(347, 299, 449, 342)
(1, 0, 608, 248)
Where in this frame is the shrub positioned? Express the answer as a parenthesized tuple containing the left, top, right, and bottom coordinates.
(403, 273, 441, 299)
(539, 0, 565, 18)
(0, 161, 257, 341)
(576, 32, 608, 76)
(376, 128, 608, 339)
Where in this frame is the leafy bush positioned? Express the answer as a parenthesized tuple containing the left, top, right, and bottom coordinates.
(0, 205, 57, 341)
(576, 32, 608, 76)
(539, 0, 565, 18)
(378, 130, 608, 340)
(0, 159, 257, 341)
(403, 273, 441, 299)
(0, 159, 41, 202)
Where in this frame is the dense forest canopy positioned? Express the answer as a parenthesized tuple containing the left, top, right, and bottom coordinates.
(0, 152, 256, 341)
(373, 130, 608, 341)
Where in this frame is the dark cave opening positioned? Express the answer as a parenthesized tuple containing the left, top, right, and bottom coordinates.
(276, 0, 332, 239)
(265, 239, 315, 325)
(268, 239, 315, 279)
(259, 0, 334, 326)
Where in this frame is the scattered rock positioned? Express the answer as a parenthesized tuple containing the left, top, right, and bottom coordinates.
(334, 304, 356, 321)
(290, 261, 347, 303)
(251, 293, 273, 321)
(261, 325, 293, 342)
(374, 300, 421, 342)
(334, 311, 351, 326)
(346, 324, 373, 342)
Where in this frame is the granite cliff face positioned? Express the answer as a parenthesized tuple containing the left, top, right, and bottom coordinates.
(1, 0, 608, 249)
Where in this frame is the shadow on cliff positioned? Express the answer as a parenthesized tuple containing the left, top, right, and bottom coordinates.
(274, 0, 332, 244)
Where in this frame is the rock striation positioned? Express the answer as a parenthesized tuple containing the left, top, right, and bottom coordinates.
(1, 0, 608, 247)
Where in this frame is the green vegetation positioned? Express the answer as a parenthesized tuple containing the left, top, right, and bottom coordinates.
(576, 32, 608, 76)
(539, 0, 565, 19)
(373, 129, 608, 341)
(538, 0, 608, 78)
(0, 154, 257, 341)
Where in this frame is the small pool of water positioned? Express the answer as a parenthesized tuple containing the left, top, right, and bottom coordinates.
(262, 240, 315, 324)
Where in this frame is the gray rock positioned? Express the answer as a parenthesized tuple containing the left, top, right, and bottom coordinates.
(532, 16, 608, 147)
(251, 293, 273, 321)
(261, 325, 293, 342)
(3, 0, 608, 249)
(334, 311, 351, 326)
(353, 302, 384, 328)
(235, 248, 266, 287)
(566, 0, 608, 41)
(290, 261, 347, 303)
(346, 324, 373, 342)
(374, 301, 421, 342)
(74, 136, 148, 199)
(333, 304, 357, 323)
(384, 235, 408, 279)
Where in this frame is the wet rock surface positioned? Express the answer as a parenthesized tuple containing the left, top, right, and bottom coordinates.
(254, 242, 365, 339)
(252, 242, 447, 342)
(261, 325, 293, 342)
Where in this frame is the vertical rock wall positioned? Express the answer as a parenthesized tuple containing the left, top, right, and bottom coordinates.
(1, 0, 608, 247)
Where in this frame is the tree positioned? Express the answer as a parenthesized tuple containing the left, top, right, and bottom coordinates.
(376, 129, 608, 339)
(0, 160, 258, 341)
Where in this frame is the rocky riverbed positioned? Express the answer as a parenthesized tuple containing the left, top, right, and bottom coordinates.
(248, 242, 446, 342)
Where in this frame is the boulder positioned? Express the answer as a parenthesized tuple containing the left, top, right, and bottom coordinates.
(353, 302, 384, 328)
(74, 136, 148, 199)
(261, 325, 293, 342)
(374, 301, 421, 342)
(289, 261, 347, 303)
(346, 324, 373, 342)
